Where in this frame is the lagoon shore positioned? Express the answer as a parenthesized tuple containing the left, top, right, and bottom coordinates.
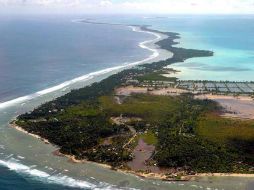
(0, 23, 182, 190)
(2, 22, 254, 190)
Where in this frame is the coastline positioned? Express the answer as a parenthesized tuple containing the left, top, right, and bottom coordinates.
(10, 122, 180, 182)
(10, 121, 254, 182)
(1, 21, 179, 187)
(0, 24, 171, 110)
(7, 22, 178, 182)
(10, 122, 50, 145)
(4, 20, 254, 190)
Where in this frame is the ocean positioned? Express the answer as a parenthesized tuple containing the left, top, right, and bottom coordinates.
(0, 15, 253, 190)
(0, 166, 79, 190)
(101, 15, 254, 81)
(0, 15, 152, 103)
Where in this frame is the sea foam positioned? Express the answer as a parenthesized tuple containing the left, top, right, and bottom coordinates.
(0, 23, 162, 190)
(0, 25, 161, 110)
(0, 158, 125, 189)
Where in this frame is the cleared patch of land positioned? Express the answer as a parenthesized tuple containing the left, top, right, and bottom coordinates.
(115, 85, 188, 97)
(115, 85, 254, 120)
(13, 27, 254, 181)
(197, 113, 254, 144)
(196, 94, 254, 120)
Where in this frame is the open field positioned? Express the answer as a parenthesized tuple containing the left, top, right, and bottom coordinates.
(115, 85, 254, 120)
(196, 94, 254, 120)
(14, 26, 254, 181)
(115, 85, 188, 97)
(197, 113, 254, 144)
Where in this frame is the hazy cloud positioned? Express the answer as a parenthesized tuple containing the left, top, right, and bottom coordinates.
(0, 0, 254, 14)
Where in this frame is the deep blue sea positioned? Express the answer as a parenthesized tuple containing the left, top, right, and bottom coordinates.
(0, 166, 80, 190)
(0, 15, 152, 103)
(0, 15, 154, 190)
(0, 15, 254, 190)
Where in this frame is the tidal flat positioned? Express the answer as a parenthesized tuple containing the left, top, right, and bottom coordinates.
(11, 24, 254, 190)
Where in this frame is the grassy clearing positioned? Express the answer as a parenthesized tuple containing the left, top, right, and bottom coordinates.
(196, 113, 254, 144)
(99, 94, 180, 124)
(57, 103, 101, 120)
(139, 130, 158, 145)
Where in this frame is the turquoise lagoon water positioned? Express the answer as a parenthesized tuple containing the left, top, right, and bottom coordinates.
(0, 15, 253, 190)
(101, 15, 254, 81)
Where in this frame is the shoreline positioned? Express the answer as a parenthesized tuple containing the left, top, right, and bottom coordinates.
(196, 93, 254, 120)
(5, 19, 254, 190)
(10, 122, 50, 145)
(10, 122, 254, 182)
(0, 24, 171, 110)
(2, 21, 179, 185)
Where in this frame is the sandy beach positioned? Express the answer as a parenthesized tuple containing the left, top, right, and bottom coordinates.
(196, 173, 254, 177)
(196, 94, 254, 120)
(10, 122, 178, 181)
(10, 120, 254, 183)
(1, 21, 253, 190)
(3, 24, 180, 185)
(11, 122, 50, 144)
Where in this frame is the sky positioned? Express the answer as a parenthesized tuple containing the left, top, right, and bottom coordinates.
(0, 0, 254, 15)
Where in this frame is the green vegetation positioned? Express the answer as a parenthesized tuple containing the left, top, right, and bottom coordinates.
(197, 114, 254, 144)
(17, 91, 254, 173)
(136, 71, 177, 82)
(139, 130, 158, 145)
(196, 114, 254, 171)
(100, 95, 182, 124)
(15, 27, 253, 174)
